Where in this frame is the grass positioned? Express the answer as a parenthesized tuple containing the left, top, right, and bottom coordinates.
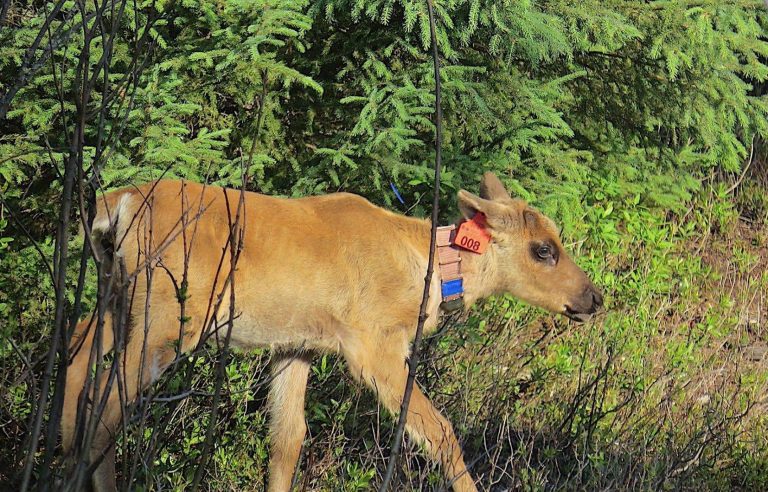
(121, 172, 768, 491)
(2, 170, 767, 491)
(293, 171, 768, 491)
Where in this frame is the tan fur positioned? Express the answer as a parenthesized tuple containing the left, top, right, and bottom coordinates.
(61, 173, 601, 492)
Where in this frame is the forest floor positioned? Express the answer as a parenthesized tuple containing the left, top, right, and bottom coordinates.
(285, 174, 768, 491)
(120, 175, 768, 491)
(2, 175, 768, 492)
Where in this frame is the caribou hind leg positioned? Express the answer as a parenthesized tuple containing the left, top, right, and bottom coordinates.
(64, 304, 207, 492)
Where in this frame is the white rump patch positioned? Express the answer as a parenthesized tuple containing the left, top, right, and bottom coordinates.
(93, 192, 134, 235)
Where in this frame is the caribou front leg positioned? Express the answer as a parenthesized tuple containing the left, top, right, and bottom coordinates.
(342, 333, 478, 492)
(267, 353, 312, 492)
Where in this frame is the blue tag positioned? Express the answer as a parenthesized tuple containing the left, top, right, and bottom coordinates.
(390, 182, 406, 205)
(441, 278, 463, 298)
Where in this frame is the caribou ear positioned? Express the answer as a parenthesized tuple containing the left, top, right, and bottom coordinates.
(479, 172, 511, 201)
(457, 189, 503, 223)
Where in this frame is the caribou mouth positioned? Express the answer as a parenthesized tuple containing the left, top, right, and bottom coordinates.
(564, 305, 593, 323)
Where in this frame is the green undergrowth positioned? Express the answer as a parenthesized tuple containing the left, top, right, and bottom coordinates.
(35, 174, 765, 492)
(298, 175, 768, 491)
(429, 180, 768, 490)
(2, 170, 767, 491)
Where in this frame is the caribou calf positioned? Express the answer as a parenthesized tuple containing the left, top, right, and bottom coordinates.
(61, 172, 602, 492)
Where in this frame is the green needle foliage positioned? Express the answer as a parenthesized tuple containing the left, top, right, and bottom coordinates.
(2, 0, 765, 207)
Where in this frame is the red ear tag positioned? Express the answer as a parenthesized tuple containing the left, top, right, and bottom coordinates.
(453, 213, 491, 254)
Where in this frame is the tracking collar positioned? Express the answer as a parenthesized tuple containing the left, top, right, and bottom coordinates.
(436, 213, 491, 312)
(436, 224, 464, 312)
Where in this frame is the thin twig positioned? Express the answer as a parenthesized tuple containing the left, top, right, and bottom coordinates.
(0, 194, 56, 286)
(378, 0, 443, 489)
(725, 136, 756, 195)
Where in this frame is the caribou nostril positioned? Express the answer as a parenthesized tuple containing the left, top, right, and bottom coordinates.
(592, 289, 604, 308)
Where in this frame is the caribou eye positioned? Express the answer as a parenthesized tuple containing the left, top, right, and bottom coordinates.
(531, 242, 558, 264)
(536, 245, 552, 260)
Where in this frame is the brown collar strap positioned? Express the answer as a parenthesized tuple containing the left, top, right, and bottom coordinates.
(436, 225, 464, 312)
